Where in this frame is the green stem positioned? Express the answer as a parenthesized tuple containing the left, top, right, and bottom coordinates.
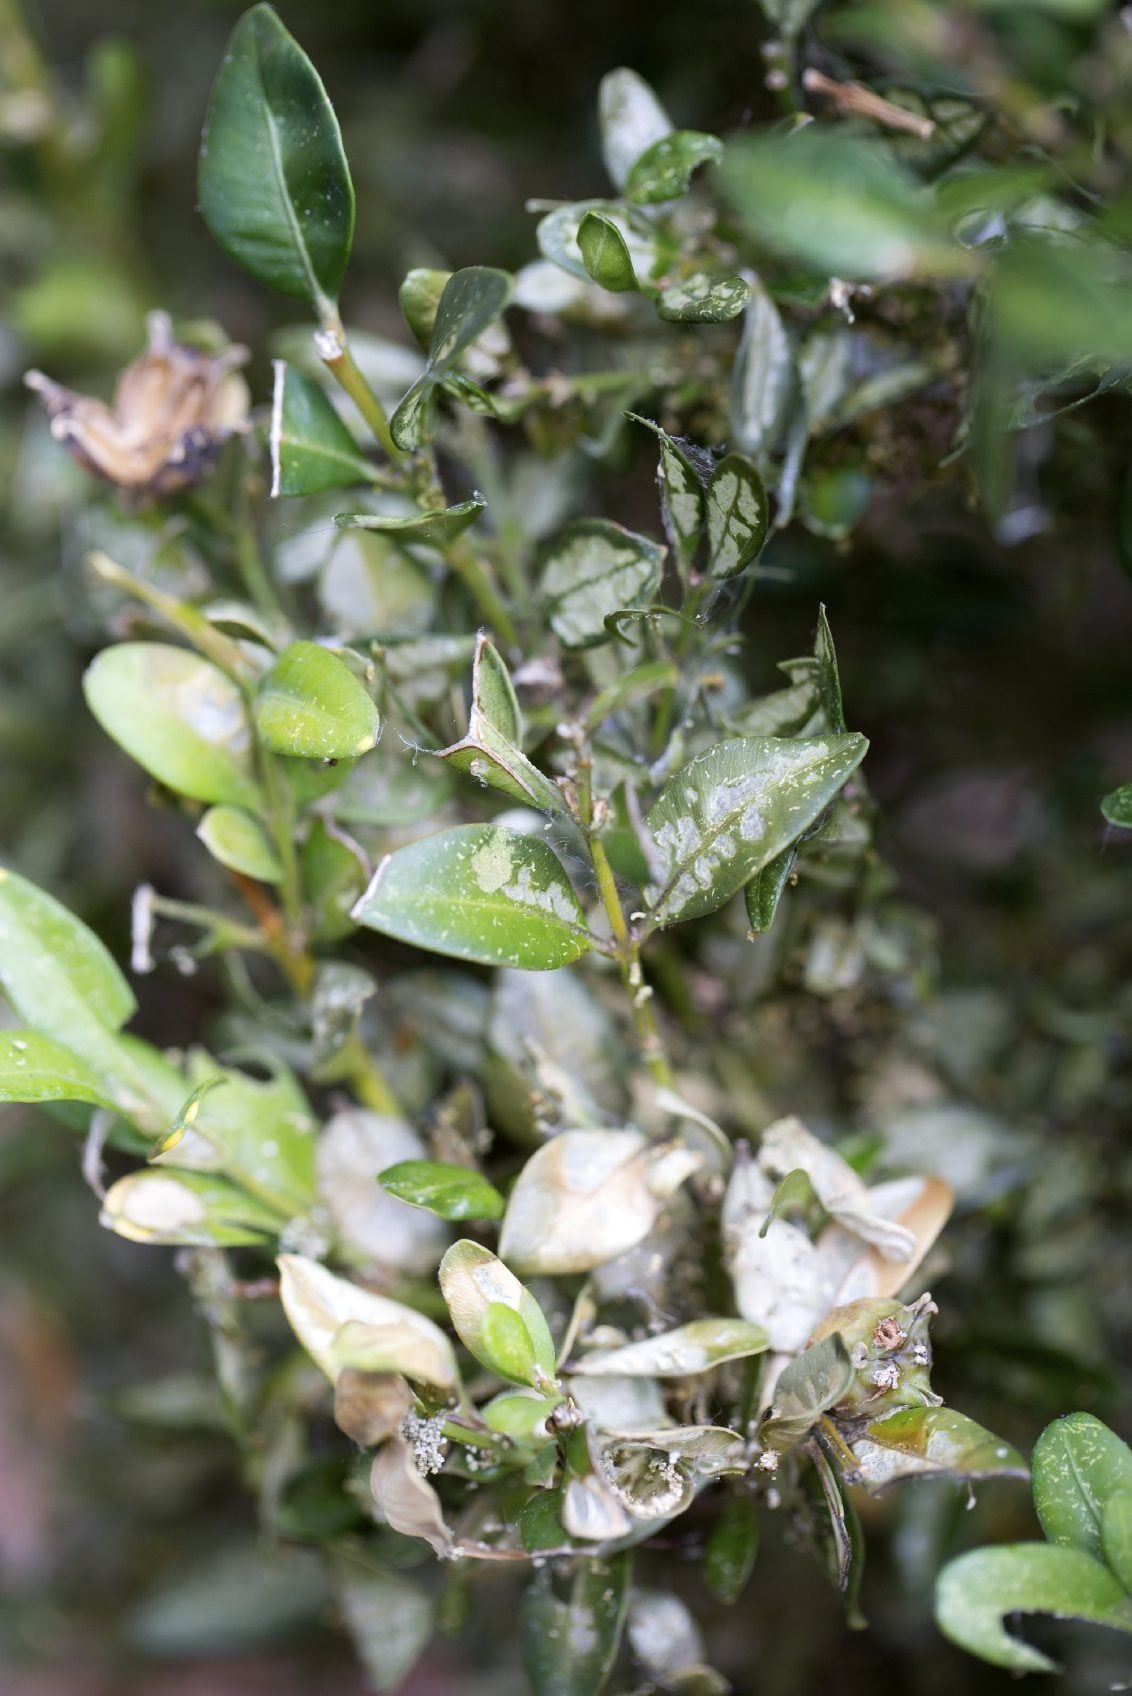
(318, 321, 406, 467)
(590, 834, 674, 1088)
(86, 551, 249, 680)
(445, 539, 519, 646)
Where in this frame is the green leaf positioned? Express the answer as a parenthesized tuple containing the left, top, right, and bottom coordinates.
(1102, 1494, 1132, 1593)
(646, 733, 868, 926)
(196, 805, 283, 883)
(657, 274, 750, 323)
(705, 1496, 759, 1605)
(730, 278, 793, 461)
(351, 825, 590, 971)
(542, 520, 666, 650)
(153, 1055, 317, 1215)
(438, 1238, 557, 1387)
(758, 1166, 817, 1236)
(482, 1388, 561, 1444)
(813, 606, 846, 734)
(578, 212, 639, 293)
(935, 1544, 1132, 1674)
(1101, 783, 1132, 828)
(301, 818, 368, 942)
(378, 1159, 505, 1222)
(625, 130, 723, 204)
(521, 1554, 632, 1696)
(391, 267, 511, 451)
(722, 128, 963, 283)
(753, 0, 823, 40)
(762, 1334, 856, 1450)
(436, 633, 564, 817)
(1032, 1413, 1132, 1564)
(705, 452, 768, 579)
(255, 641, 380, 760)
(626, 413, 707, 574)
(0, 1030, 114, 1108)
(334, 497, 485, 547)
(0, 864, 135, 1033)
(198, 4, 354, 312)
(851, 1407, 1028, 1493)
(537, 200, 660, 286)
(571, 1317, 768, 1378)
(799, 466, 873, 541)
(599, 67, 672, 190)
(84, 643, 260, 810)
(744, 846, 796, 934)
(269, 363, 372, 496)
(399, 267, 449, 348)
(101, 1168, 284, 1247)
(990, 236, 1132, 368)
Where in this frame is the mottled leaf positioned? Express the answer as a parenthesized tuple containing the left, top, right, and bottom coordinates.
(521, 1554, 632, 1696)
(645, 734, 868, 926)
(571, 1317, 767, 1378)
(438, 1238, 557, 1387)
(626, 130, 723, 204)
(277, 1252, 458, 1387)
(599, 67, 672, 190)
(705, 452, 768, 579)
(351, 825, 590, 970)
(626, 413, 707, 573)
(763, 1334, 856, 1450)
(730, 279, 793, 461)
(851, 1407, 1028, 1493)
(657, 274, 749, 324)
(1101, 783, 1132, 829)
(542, 519, 665, 650)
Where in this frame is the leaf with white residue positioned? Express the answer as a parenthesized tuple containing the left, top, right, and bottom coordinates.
(626, 130, 723, 204)
(599, 68, 672, 190)
(705, 453, 768, 579)
(935, 1544, 1132, 1673)
(438, 1238, 557, 1386)
(370, 1438, 453, 1557)
(256, 641, 380, 760)
(499, 1128, 701, 1274)
(277, 1253, 458, 1387)
(571, 1317, 768, 1377)
(645, 735, 868, 926)
(627, 413, 707, 573)
(730, 279, 794, 461)
(351, 825, 590, 970)
(657, 274, 749, 323)
(1033, 1413, 1132, 1564)
(541, 519, 665, 650)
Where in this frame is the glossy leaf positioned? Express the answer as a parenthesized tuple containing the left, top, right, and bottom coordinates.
(436, 633, 565, 816)
(438, 1238, 557, 1387)
(723, 128, 962, 283)
(578, 212, 639, 293)
(378, 1159, 505, 1222)
(351, 825, 590, 971)
(255, 641, 380, 760)
(599, 67, 672, 190)
(657, 274, 750, 324)
(730, 279, 793, 461)
(302, 818, 368, 942)
(645, 733, 868, 926)
(1032, 1413, 1132, 1564)
(935, 1544, 1132, 1673)
(705, 452, 768, 579)
(277, 1253, 458, 1387)
(269, 362, 371, 496)
(571, 1317, 768, 1378)
(744, 846, 795, 935)
(499, 1129, 700, 1275)
(0, 1030, 114, 1108)
(626, 130, 723, 204)
(196, 805, 282, 883)
(391, 267, 511, 451)
(84, 643, 260, 809)
(198, 4, 354, 311)
(851, 1407, 1028, 1493)
(542, 519, 665, 650)
(521, 1554, 632, 1696)
(334, 497, 485, 547)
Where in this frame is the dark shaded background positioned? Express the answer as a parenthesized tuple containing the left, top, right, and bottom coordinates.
(2, 1, 1132, 1693)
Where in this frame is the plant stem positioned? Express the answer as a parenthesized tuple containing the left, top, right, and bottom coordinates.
(444, 538, 519, 646)
(318, 321, 406, 467)
(86, 551, 250, 680)
(589, 833, 674, 1088)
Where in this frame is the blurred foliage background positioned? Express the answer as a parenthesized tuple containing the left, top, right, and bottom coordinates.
(2, 0, 1131, 1692)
